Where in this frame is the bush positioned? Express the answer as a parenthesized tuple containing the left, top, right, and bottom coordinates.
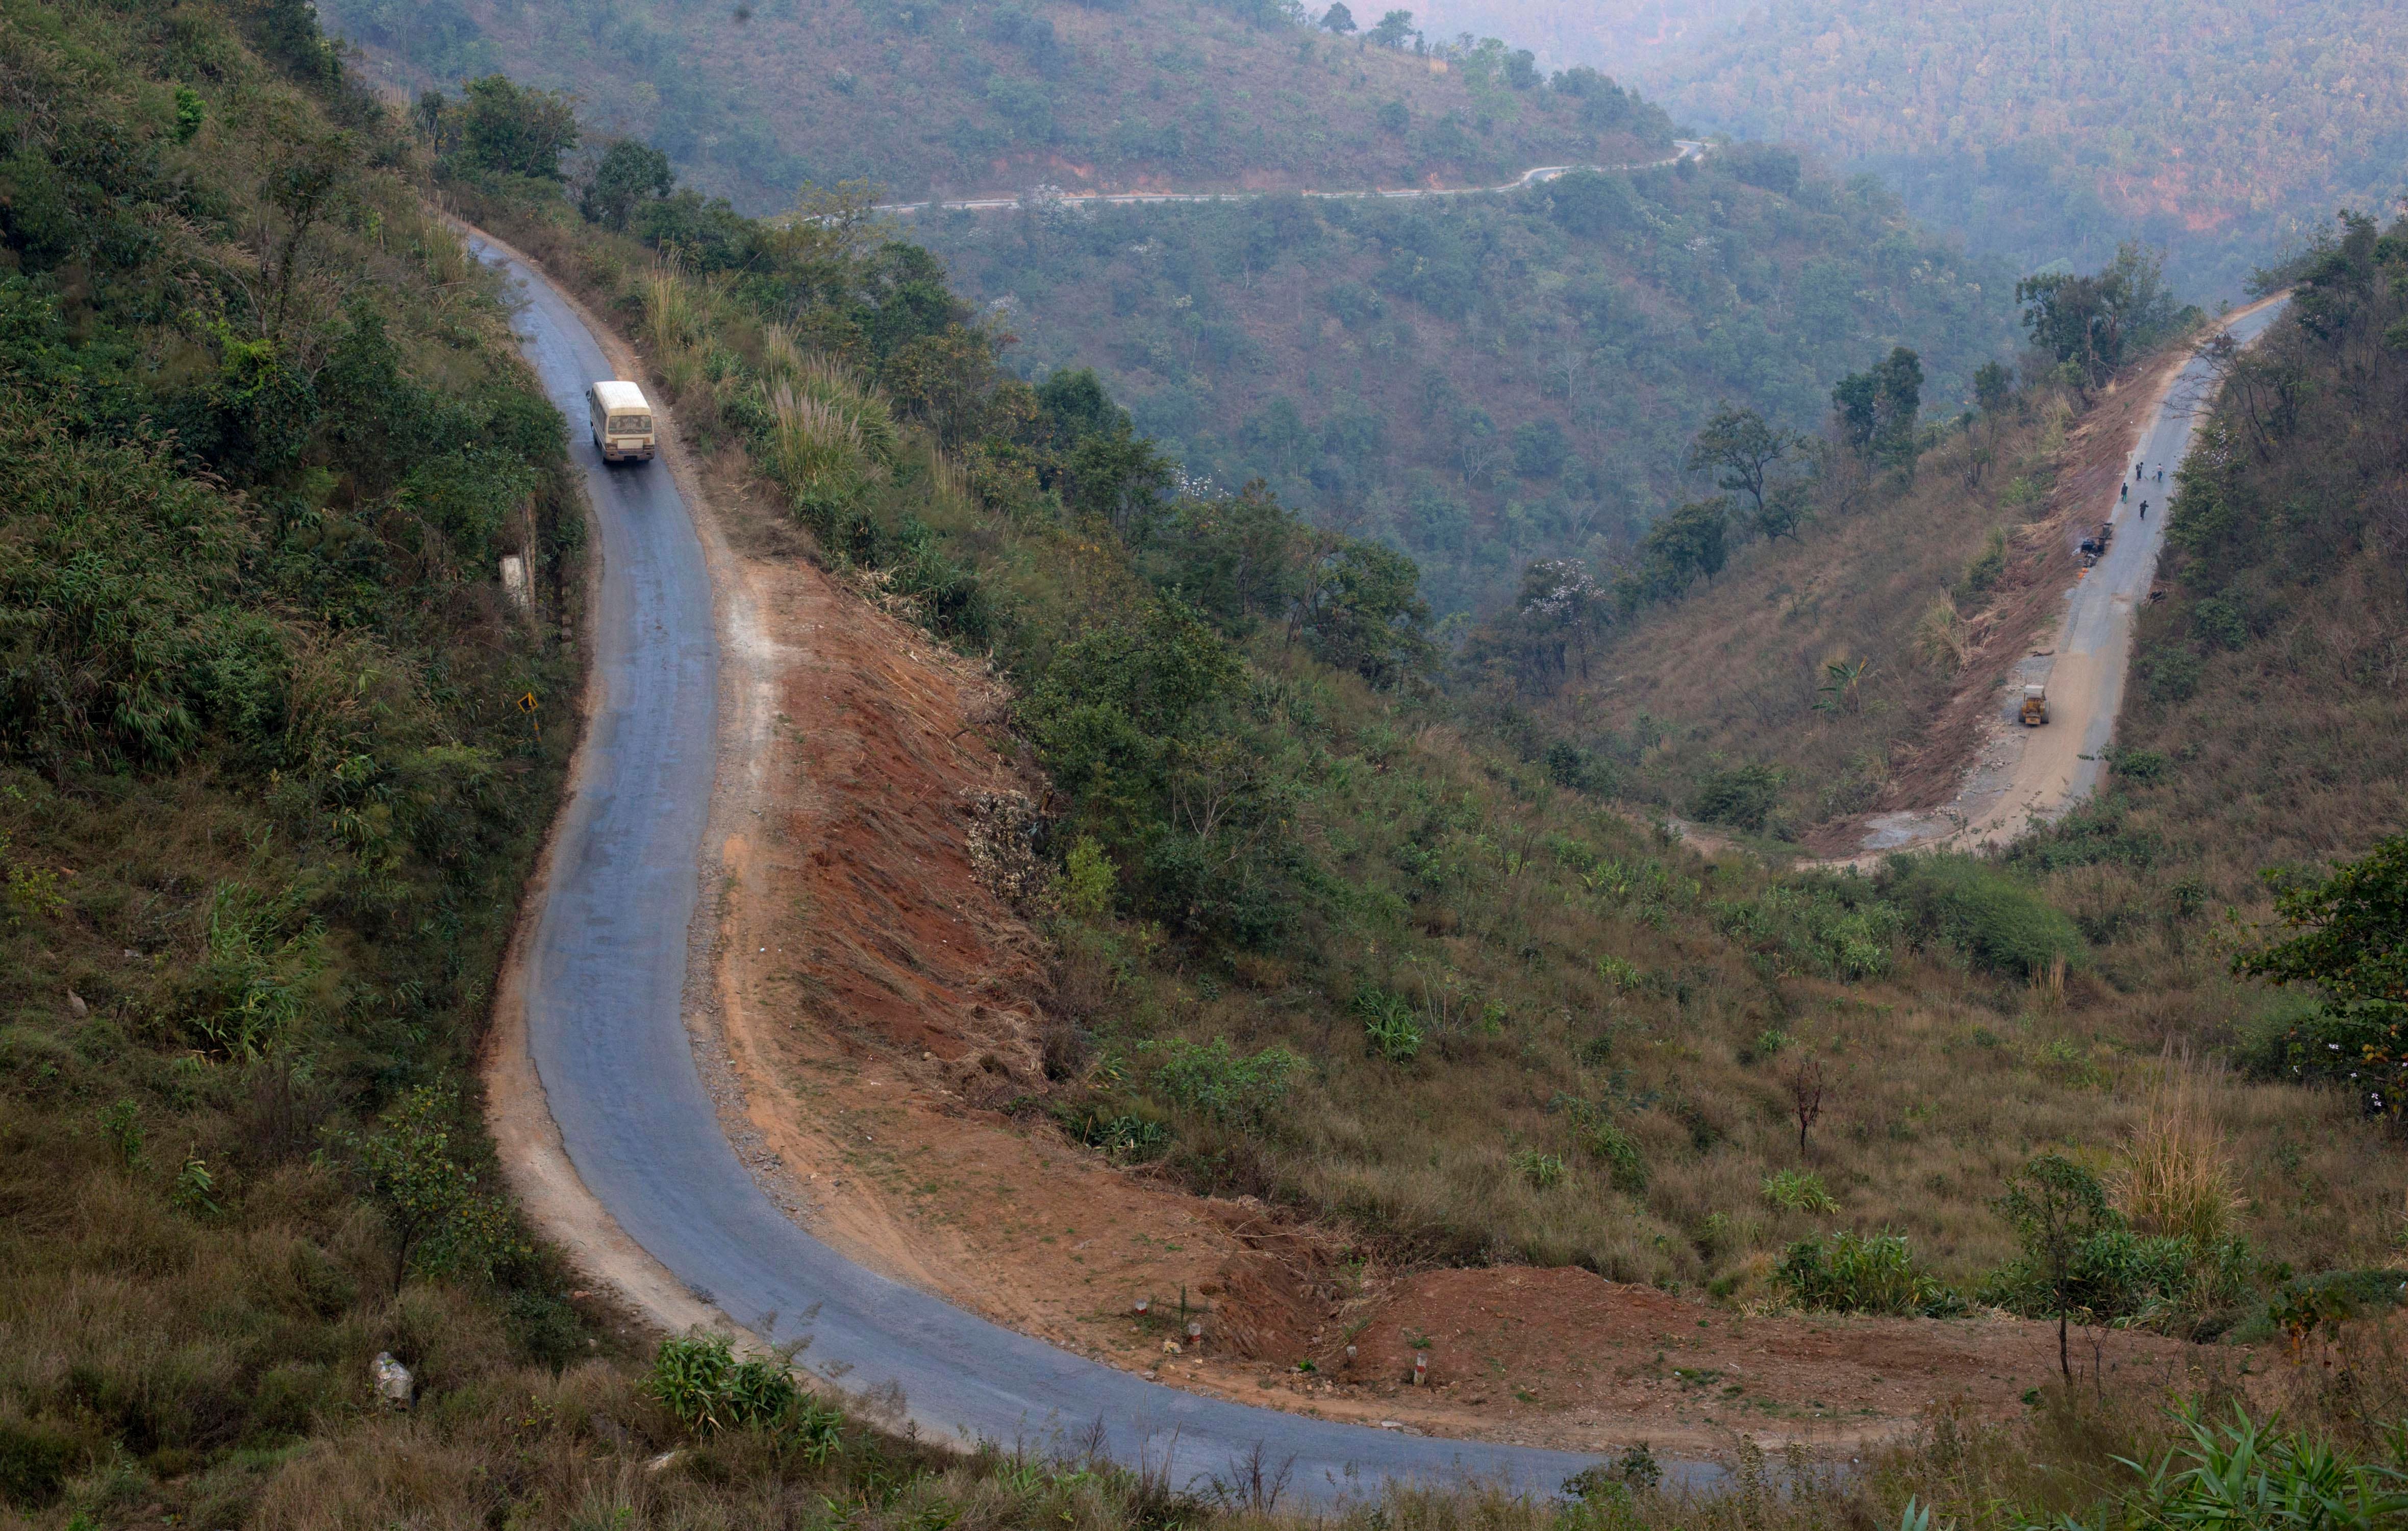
(647, 1335, 844, 1460)
(1777, 1229, 1959, 1315)
(1959, 526, 2008, 598)
(1763, 1169, 1839, 1214)
(1354, 985, 1424, 1062)
(1559, 1098, 1647, 1191)
(2004, 795, 2164, 873)
(1979, 1225, 2241, 1326)
(1689, 762, 1785, 834)
(1145, 1036, 1304, 1130)
(1710, 877, 1901, 980)
(1879, 853, 2085, 976)
(1054, 1101, 1171, 1162)
(1511, 1148, 1567, 1189)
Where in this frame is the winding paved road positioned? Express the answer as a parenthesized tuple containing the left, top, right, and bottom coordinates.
(876, 141, 1708, 215)
(476, 238, 1680, 1503)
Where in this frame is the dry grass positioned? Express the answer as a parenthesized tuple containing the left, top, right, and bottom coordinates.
(2111, 1059, 2245, 1248)
(1541, 400, 2078, 838)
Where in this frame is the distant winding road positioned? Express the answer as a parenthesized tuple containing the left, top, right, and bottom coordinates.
(876, 140, 1709, 215)
(474, 235, 1697, 1503)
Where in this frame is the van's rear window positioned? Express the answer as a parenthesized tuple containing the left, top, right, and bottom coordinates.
(608, 415, 650, 433)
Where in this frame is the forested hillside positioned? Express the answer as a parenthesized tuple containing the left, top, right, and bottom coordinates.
(1417, 0, 2408, 297)
(918, 145, 2021, 612)
(321, 0, 1666, 207)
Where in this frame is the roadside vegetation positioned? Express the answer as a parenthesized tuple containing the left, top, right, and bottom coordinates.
(0, 0, 596, 1518)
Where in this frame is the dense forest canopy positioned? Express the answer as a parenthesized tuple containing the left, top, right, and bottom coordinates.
(917, 144, 2020, 612)
(1411, 0, 2408, 296)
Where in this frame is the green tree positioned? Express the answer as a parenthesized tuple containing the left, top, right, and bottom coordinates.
(2235, 836, 2408, 1116)
(1996, 1152, 2119, 1382)
(1831, 347, 1923, 467)
(1294, 538, 1433, 687)
(1318, 2, 1356, 33)
(1685, 406, 1797, 527)
(2016, 243, 2183, 390)
(2235, 835, 2408, 1009)
(1973, 359, 2015, 416)
(1367, 8, 1414, 46)
(581, 139, 674, 230)
(1065, 428, 1175, 533)
(1633, 498, 1729, 600)
(350, 1084, 523, 1290)
(457, 74, 579, 179)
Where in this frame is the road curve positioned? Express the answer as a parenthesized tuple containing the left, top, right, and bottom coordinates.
(474, 238, 1687, 1503)
(1843, 294, 2291, 860)
(876, 141, 1708, 216)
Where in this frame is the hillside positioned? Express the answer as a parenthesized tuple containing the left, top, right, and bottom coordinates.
(320, 0, 1665, 208)
(0, 0, 604, 1515)
(1413, 0, 2408, 298)
(13, 0, 2408, 1521)
(1494, 214, 2408, 1249)
(453, 135, 2408, 1331)
(915, 146, 2022, 612)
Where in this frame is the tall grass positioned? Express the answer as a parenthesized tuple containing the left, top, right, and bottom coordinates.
(764, 381, 874, 491)
(2112, 1062, 2243, 1248)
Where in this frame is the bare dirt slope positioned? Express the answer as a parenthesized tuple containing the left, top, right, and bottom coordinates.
(684, 414, 2229, 1458)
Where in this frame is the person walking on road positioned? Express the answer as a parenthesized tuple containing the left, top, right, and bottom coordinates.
(2140, 500, 2149, 520)
(2122, 483, 2129, 503)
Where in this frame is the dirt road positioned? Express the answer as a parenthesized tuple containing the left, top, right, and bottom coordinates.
(875, 141, 1707, 215)
(1842, 294, 2291, 861)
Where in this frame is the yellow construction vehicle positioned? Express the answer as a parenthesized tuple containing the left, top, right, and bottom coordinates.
(2020, 684, 2048, 726)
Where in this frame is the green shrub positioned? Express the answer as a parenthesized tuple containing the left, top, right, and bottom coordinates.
(1062, 834, 1116, 917)
(1354, 985, 1424, 1063)
(1763, 1169, 1839, 1214)
(647, 1335, 844, 1460)
(1878, 853, 2085, 976)
(1711, 876, 1901, 980)
(1054, 1101, 1171, 1161)
(2075, 1405, 2408, 1530)
(1511, 1149, 1567, 1190)
(2003, 795, 2164, 873)
(1145, 1036, 1304, 1130)
(1559, 1098, 1647, 1192)
(1777, 1229, 1959, 1315)
(0, 1415, 84, 1508)
(1959, 526, 2008, 597)
(1689, 762, 1785, 833)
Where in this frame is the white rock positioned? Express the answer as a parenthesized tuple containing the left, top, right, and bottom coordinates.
(372, 1352, 413, 1409)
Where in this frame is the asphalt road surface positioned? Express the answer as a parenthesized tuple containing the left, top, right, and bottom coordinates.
(474, 238, 1680, 1504)
(876, 141, 1708, 215)
(1836, 294, 2291, 861)
(2055, 296, 2290, 801)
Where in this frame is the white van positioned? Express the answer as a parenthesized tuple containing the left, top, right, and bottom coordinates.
(586, 380, 656, 463)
